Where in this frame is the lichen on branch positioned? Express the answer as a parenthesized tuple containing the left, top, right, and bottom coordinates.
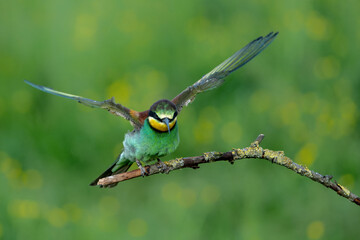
(96, 134, 360, 207)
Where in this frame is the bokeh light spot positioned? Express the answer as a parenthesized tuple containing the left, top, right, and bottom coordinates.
(221, 121, 242, 145)
(107, 79, 132, 106)
(8, 200, 40, 219)
(316, 105, 335, 135)
(307, 221, 325, 239)
(2, 157, 23, 182)
(199, 106, 221, 124)
(22, 169, 43, 189)
(47, 208, 68, 228)
(340, 100, 356, 126)
(201, 185, 221, 205)
(283, 10, 304, 32)
(194, 119, 214, 144)
(12, 90, 33, 114)
(280, 102, 300, 126)
(193, 107, 217, 144)
(331, 34, 348, 57)
(74, 14, 97, 50)
(0, 97, 5, 116)
(302, 92, 321, 114)
(162, 182, 181, 202)
(177, 188, 197, 208)
(99, 196, 120, 214)
(117, 11, 145, 34)
(306, 12, 329, 40)
(314, 56, 340, 80)
(139, 69, 169, 105)
(186, 16, 211, 42)
(128, 218, 148, 237)
(64, 203, 83, 222)
(250, 90, 271, 113)
(295, 143, 318, 166)
(339, 174, 354, 190)
(0, 153, 12, 173)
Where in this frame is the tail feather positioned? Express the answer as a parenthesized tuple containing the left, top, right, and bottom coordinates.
(89, 157, 132, 187)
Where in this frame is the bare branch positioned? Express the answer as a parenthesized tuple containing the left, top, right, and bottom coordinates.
(97, 134, 360, 207)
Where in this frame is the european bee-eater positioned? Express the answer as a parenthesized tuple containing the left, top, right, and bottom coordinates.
(25, 32, 278, 187)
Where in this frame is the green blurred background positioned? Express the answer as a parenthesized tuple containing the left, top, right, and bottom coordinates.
(1, 0, 360, 239)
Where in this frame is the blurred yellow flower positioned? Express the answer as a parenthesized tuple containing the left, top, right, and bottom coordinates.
(117, 11, 145, 34)
(128, 218, 148, 237)
(307, 221, 325, 239)
(339, 174, 355, 190)
(201, 185, 221, 205)
(0, 97, 5, 116)
(177, 188, 197, 208)
(295, 143, 318, 166)
(107, 79, 132, 106)
(46, 207, 68, 228)
(283, 10, 304, 32)
(22, 169, 43, 189)
(74, 14, 98, 50)
(306, 11, 330, 40)
(8, 200, 40, 219)
(99, 196, 120, 215)
(64, 203, 83, 222)
(221, 121, 242, 145)
(138, 69, 169, 106)
(194, 118, 214, 144)
(250, 90, 271, 113)
(279, 101, 300, 126)
(12, 90, 32, 114)
(162, 182, 181, 202)
(193, 107, 219, 144)
(314, 56, 340, 80)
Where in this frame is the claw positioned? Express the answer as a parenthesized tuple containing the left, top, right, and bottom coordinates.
(136, 159, 149, 177)
(157, 158, 170, 174)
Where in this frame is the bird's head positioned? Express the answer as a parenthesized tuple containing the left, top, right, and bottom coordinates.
(148, 100, 178, 133)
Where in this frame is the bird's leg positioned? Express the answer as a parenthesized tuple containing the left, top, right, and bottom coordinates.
(136, 159, 149, 177)
(157, 158, 170, 174)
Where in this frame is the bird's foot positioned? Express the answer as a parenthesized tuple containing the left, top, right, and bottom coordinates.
(157, 158, 170, 174)
(136, 159, 149, 177)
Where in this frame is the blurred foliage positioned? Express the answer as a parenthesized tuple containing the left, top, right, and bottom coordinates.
(1, 0, 360, 239)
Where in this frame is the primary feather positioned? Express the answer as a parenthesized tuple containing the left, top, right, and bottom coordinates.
(172, 32, 278, 112)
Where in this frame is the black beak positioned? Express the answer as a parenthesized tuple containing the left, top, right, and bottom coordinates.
(163, 118, 171, 134)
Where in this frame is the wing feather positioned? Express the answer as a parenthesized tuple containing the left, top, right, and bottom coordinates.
(172, 32, 278, 112)
(25, 80, 144, 129)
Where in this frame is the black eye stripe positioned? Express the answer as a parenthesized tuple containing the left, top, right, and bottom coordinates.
(149, 110, 178, 122)
(149, 111, 161, 121)
(172, 111, 178, 120)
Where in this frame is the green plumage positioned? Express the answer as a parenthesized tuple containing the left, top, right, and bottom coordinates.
(25, 32, 278, 187)
(114, 118, 179, 171)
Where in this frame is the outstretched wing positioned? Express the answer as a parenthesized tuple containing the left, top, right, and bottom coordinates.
(25, 80, 145, 129)
(172, 32, 278, 113)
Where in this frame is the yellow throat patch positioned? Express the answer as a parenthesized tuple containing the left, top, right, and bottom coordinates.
(148, 116, 177, 132)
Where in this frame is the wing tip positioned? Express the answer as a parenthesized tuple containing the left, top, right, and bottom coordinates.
(257, 31, 279, 43)
(249, 31, 279, 45)
(24, 79, 47, 92)
(264, 31, 279, 42)
(24, 79, 35, 87)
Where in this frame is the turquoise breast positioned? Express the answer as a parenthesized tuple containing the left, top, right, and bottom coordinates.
(121, 119, 179, 163)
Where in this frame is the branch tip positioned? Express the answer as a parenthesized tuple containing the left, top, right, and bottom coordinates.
(255, 134, 265, 144)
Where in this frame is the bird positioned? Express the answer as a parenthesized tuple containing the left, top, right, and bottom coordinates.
(25, 32, 278, 187)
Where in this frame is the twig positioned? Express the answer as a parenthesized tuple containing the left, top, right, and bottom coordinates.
(97, 134, 360, 206)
